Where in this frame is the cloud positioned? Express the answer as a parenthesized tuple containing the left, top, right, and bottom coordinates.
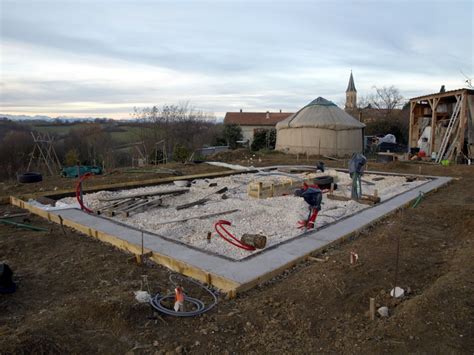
(0, 0, 472, 118)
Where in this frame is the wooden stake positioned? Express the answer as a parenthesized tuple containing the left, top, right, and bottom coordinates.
(58, 215, 67, 236)
(370, 297, 375, 320)
(136, 230, 144, 266)
(393, 233, 401, 291)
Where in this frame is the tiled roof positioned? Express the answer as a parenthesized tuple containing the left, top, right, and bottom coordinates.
(224, 112, 294, 126)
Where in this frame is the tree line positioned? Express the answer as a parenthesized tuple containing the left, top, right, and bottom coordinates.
(0, 105, 243, 180)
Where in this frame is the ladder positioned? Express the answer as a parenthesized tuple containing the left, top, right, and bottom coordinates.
(436, 95, 462, 163)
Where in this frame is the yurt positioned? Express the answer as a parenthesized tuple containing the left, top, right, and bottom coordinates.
(276, 97, 365, 157)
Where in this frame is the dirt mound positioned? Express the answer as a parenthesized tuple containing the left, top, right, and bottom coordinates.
(208, 148, 254, 162)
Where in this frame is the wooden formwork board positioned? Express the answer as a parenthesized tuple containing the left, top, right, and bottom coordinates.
(248, 178, 313, 199)
(3, 169, 255, 205)
(9, 196, 241, 294)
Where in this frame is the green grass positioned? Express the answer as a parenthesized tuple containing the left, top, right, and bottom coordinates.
(23, 122, 142, 145)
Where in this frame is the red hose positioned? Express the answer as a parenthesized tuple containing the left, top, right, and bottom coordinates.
(214, 220, 255, 251)
(76, 172, 93, 213)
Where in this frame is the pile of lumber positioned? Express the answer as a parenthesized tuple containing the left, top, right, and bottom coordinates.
(327, 190, 380, 205)
(96, 188, 188, 217)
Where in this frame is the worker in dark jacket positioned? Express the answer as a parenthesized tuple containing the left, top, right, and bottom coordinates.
(295, 183, 322, 230)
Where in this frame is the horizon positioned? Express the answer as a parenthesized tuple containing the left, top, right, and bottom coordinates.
(1, 0, 472, 119)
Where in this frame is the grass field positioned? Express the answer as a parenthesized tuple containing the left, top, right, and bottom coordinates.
(22, 121, 143, 145)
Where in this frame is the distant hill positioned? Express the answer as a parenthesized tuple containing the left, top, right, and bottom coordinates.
(0, 113, 123, 122)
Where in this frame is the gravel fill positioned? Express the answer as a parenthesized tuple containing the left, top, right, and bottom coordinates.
(56, 169, 427, 260)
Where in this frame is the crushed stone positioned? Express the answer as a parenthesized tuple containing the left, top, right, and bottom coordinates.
(56, 169, 427, 260)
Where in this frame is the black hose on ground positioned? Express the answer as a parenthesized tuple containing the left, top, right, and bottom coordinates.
(150, 275, 218, 317)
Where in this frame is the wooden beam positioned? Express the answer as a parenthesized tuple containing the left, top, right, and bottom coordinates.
(430, 97, 439, 155)
(457, 92, 468, 160)
(9, 196, 240, 293)
(410, 88, 471, 103)
(409, 101, 415, 148)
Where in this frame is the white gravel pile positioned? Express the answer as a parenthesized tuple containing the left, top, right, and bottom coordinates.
(57, 170, 427, 260)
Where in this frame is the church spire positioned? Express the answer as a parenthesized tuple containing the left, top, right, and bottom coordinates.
(345, 71, 357, 110)
(346, 71, 356, 92)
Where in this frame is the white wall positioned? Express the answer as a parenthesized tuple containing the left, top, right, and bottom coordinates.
(240, 125, 274, 144)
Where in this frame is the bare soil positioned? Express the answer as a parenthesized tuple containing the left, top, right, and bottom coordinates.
(1, 153, 473, 354)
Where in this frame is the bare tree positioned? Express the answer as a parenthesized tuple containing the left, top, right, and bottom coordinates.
(132, 102, 217, 162)
(367, 86, 404, 114)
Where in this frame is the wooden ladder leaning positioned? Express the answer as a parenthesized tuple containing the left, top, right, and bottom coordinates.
(436, 95, 463, 163)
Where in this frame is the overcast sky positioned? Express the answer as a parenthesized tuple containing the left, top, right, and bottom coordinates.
(0, 0, 472, 119)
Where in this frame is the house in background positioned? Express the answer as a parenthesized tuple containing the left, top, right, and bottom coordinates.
(223, 110, 293, 144)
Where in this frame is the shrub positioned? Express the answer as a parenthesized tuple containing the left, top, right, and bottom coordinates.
(222, 124, 243, 149)
(64, 149, 80, 166)
(173, 144, 191, 162)
(251, 129, 276, 151)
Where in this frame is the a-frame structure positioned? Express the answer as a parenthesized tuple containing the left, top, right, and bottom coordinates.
(27, 132, 62, 175)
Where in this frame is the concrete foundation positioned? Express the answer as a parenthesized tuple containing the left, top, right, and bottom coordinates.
(10, 171, 451, 296)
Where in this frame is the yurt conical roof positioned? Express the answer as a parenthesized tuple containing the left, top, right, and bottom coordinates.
(276, 97, 365, 131)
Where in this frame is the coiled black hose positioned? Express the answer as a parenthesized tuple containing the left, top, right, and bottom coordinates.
(150, 275, 218, 317)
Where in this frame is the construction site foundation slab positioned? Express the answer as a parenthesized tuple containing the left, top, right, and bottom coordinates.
(10, 173, 452, 295)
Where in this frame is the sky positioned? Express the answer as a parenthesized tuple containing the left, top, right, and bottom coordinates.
(0, 0, 473, 119)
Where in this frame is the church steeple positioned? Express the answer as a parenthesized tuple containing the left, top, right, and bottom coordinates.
(345, 71, 357, 110)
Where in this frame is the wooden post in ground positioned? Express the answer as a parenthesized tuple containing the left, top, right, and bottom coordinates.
(393, 233, 401, 292)
(457, 91, 468, 162)
(58, 215, 67, 235)
(429, 98, 439, 155)
(369, 297, 375, 320)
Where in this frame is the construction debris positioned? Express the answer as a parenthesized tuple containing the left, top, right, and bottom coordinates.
(99, 188, 189, 202)
(97, 197, 163, 217)
(377, 306, 389, 317)
(390, 286, 405, 298)
(176, 187, 227, 210)
(155, 209, 239, 225)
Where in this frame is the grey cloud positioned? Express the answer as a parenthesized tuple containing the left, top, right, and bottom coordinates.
(1, 0, 472, 117)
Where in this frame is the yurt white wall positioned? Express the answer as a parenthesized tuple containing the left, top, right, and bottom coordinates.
(275, 97, 365, 157)
(275, 127, 362, 156)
